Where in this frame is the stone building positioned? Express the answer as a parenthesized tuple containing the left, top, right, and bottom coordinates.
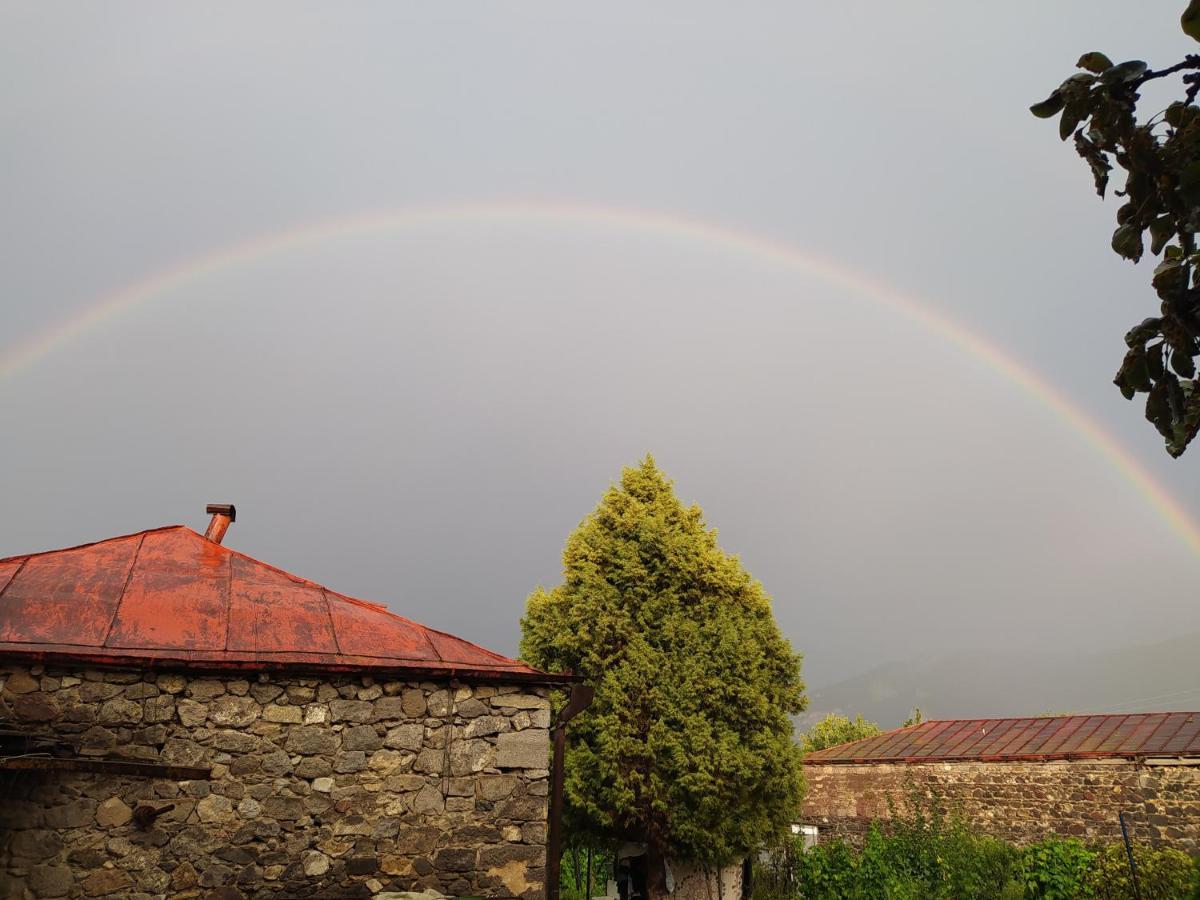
(0, 509, 574, 899)
(801, 713, 1200, 852)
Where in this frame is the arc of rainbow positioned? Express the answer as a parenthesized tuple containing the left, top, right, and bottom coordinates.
(3, 200, 1198, 556)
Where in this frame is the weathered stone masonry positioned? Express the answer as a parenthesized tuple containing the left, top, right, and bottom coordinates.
(0, 664, 554, 900)
(802, 759, 1200, 852)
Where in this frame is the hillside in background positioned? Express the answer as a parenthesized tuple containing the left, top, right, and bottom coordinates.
(803, 631, 1200, 730)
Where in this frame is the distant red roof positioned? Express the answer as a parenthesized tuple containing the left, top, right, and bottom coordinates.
(0, 526, 569, 684)
(804, 713, 1200, 764)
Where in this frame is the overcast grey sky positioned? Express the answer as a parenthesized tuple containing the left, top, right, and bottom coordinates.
(3, 2, 1198, 687)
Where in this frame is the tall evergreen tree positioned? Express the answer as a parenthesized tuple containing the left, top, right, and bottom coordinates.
(521, 457, 806, 896)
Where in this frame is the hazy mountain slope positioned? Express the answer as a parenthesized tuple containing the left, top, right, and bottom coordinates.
(804, 632, 1200, 730)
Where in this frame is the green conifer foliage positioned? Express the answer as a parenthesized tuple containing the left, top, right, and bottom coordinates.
(521, 457, 806, 879)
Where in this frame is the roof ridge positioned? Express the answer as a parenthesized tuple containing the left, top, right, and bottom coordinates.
(905, 712, 1178, 725)
(321, 589, 526, 666)
(0, 524, 185, 566)
(181, 528, 325, 590)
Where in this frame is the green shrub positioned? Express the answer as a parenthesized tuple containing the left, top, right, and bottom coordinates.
(752, 798, 1198, 900)
(775, 795, 1024, 900)
(1017, 839, 1096, 899)
(1087, 843, 1200, 900)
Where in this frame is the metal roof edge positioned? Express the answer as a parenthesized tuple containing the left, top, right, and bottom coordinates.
(0, 645, 580, 686)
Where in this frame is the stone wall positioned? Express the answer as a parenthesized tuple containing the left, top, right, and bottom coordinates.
(0, 663, 554, 899)
(801, 759, 1200, 852)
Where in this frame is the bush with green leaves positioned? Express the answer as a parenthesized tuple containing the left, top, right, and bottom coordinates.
(1087, 843, 1199, 900)
(753, 795, 1200, 900)
(799, 713, 881, 755)
(1017, 839, 1097, 900)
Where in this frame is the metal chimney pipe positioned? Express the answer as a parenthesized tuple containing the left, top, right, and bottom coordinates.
(203, 504, 236, 544)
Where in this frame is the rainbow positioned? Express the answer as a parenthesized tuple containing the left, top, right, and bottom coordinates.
(3, 200, 1198, 555)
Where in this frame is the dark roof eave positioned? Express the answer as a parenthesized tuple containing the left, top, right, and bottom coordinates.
(803, 751, 1200, 765)
(0, 646, 580, 687)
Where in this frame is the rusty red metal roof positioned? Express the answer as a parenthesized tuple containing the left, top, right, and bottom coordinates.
(803, 713, 1200, 764)
(0, 526, 570, 683)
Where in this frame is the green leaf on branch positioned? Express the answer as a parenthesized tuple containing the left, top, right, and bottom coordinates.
(1153, 258, 1187, 295)
(1166, 101, 1191, 127)
(1179, 160, 1200, 207)
(1125, 317, 1162, 348)
(1030, 92, 1065, 119)
(1115, 367, 1136, 400)
(1172, 348, 1196, 377)
(1183, 0, 1200, 42)
(1074, 132, 1111, 197)
(1149, 346, 1166, 380)
(1100, 60, 1148, 85)
(1060, 104, 1085, 141)
(1146, 379, 1174, 436)
(1111, 223, 1145, 261)
(1077, 52, 1113, 73)
(1121, 346, 1154, 391)
(1149, 217, 1175, 255)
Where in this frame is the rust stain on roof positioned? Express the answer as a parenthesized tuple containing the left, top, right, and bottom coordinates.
(0, 525, 569, 684)
(804, 713, 1200, 764)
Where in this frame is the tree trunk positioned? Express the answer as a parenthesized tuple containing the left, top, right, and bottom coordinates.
(644, 836, 670, 900)
(585, 847, 593, 900)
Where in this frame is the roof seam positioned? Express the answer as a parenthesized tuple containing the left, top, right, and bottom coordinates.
(222, 551, 233, 652)
(319, 590, 344, 656)
(419, 624, 445, 664)
(1151, 713, 1191, 752)
(0, 556, 31, 603)
(102, 533, 146, 648)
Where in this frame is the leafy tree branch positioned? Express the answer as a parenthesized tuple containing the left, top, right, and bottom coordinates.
(1032, 5, 1200, 456)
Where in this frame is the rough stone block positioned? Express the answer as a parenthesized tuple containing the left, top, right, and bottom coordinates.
(82, 868, 132, 896)
(477, 775, 519, 801)
(343, 724, 384, 751)
(427, 689, 452, 717)
(496, 731, 550, 769)
(493, 694, 548, 710)
(335, 751, 368, 773)
(413, 784, 445, 814)
(4, 669, 39, 694)
(450, 739, 495, 776)
(435, 848, 477, 872)
(263, 703, 302, 723)
(98, 697, 142, 725)
(44, 799, 96, 829)
(400, 689, 428, 717)
(28, 864, 72, 898)
(209, 695, 260, 727)
(284, 725, 338, 755)
(295, 756, 333, 778)
(185, 679, 226, 701)
(330, 699, 374, 723)
(196, 794, 234, 823)
(385, 723, 424, 751)
(95, 796, 133, 827)
(465, 716, 509, 738)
